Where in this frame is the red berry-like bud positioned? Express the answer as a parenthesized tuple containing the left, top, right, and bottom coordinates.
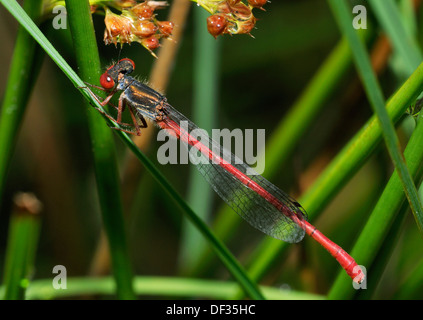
(157, 21, 174, 37)
(141, 35, 160, 50)
(207, 15, 228, 38)
(131, 2, 155, 19)
(248, 0, 267, 8)
(133, 20, 158, 38)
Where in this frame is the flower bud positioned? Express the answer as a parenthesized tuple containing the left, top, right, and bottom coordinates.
(216, 1, 231, 14)
(248, 0, 267, 9)
(207, 14, 228, 38)
(104, 8, 133, 44)
(131, 2, 155, 19)
(105, 10, 124, 37)
(141, 35, 160, 50)
(133, 20, 158, 38)
(157, 21, 174, 37)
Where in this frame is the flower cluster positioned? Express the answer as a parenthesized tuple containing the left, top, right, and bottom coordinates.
(194, 0, 267, 38)
(101, 1, 174, 57)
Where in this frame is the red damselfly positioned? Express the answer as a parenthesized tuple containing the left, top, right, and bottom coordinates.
(86, 58, 365, 284)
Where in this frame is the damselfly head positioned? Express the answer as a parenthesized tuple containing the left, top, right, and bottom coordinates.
(100, 58, 136, 89)
(115, 58, 136, 74)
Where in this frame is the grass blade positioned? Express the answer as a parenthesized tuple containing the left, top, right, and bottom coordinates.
(394, 238, 423, 299)
(368, 0, 422, 74)
(179, 5, 219, 273)
(2, 193, 41, 300)
(65, 0, 136, 300)
(328, 0, 423, 234)
(329, 112, 423, 299)
(3, 276, 324, 300)
(0, 0, 43, 202)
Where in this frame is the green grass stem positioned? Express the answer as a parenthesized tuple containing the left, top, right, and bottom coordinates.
(2, 193, 41, 300)
(65, 0, 135, 300)
(0, 276, 324, 300)
(179, 6, 219, 273)
(329, 111, 423, 299)
(0, 0, 43, 203)
(328, 0, 423, 234)
(368, 0, 422, 75)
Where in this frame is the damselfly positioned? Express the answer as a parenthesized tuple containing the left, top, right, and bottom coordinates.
(86, 58, 365, 284)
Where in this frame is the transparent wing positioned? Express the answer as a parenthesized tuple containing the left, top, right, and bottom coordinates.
(159, 106, 307, 243)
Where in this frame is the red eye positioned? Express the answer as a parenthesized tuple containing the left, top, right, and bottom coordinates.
(100, 73, 115, 89)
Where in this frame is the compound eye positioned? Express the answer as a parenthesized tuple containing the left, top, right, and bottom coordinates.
(100, 73, 115, 89)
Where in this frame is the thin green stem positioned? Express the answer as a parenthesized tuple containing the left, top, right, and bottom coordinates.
(328, 0, 423, 233)
(65, 0, 135, 300)
(394, 232, 423, 299)
(368, 0, 422, 75)
(329, 113, 423, 299)
(2, 193, 41, 300)
(4, 276, 324, 300)
(356, 201, 409, 299)
(0, 0, 43, 204)
(179, 5, 220, 273)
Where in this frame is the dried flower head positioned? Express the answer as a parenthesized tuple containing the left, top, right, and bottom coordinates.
(101, 1, 173, 57)
(104, 8, 133, 45)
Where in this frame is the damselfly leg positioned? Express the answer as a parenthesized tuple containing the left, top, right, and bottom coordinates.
(82, 82, 147, 136)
